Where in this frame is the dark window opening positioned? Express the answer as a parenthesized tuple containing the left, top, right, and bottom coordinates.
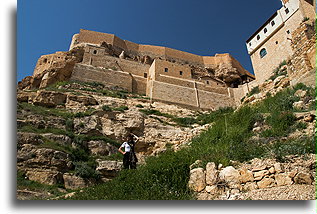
(276, 41, 279, 44)
(93, 50, 97, 54)
(144, 73, 148, 78)
(249, 42, 251, 46)
(271, 20, 275, 26)
(286, 30, 290, 34)
(257, 35, 260, 40)
(285, 8, 289, 14)
(43, 58, 47, 63)
(179, 71, 183, 75)
(164, 68, 168, 72)
(264, 28, 267, 33)
(260, 48, 267, 58)
(206, 81, 209, 85)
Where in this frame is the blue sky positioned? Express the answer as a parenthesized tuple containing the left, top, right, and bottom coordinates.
(17, 0, 282, 81)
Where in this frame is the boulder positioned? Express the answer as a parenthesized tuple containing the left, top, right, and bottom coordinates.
(18, 146, 71, 172)
(205, 162, 218, 185)
(96, 160, 123, 178)
(219, 166, 240, 188)
(41, 133, 72, 147)
(67, 94, 98, 106)
(74, 115, 102, 135)
(26, 169, 63, 185)
(17, 132, 44, 147)
(33, 90, 67, 107)
(254, 170, 269, 181)
(63, 173, 91, 190)
(294, 172, 312, 185)
(243, 182, 258, 191)
(205, 185, 219, 195)
(275, 173, 293, 186)
(293, 101, 305, 110)
(87, 140, 117, 156)
(294, 89, 307, 98)
(257, 178, 275, 189)
(274, 163, 283, 173)
(188, 168, 206, 192)
(189, 160, 203, 170)
(239, 167, 254, 183)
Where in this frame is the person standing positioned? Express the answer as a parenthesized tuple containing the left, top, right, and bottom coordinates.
(118, 133, 139, 169)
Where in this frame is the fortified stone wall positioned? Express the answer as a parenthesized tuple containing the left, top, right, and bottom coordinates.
(70, 64, 133, 92)
(288, 21, 316, 84)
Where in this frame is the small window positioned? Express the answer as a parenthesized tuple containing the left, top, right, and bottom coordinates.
(260, 48, 267, 58)
(43, 58, 47, 63)
(164, 68, 168, 72)
(264, 28, 267, 34)
(285, 8, 289, 14)
(93, 50, 97, 54)
(275, 41, 279, 44)
(257, 35, 260, 40)
(271, 20, 275, 26)
(144, 73, 147, 78)
(286, 30, 290, 34)
(179, 71, 183, 75)
(206, 81, 209, 85)
(249, 42, 252, 47)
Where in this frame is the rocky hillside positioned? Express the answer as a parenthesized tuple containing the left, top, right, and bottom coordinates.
(17, 81, 211, 199)
(17, 79, 315, 200)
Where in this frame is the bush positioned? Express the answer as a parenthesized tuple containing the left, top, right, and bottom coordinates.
(113, 106, 129, 112)
(247, 86, 260, 97)
(74, 161, 100, 179)
(136, 104, 144, 108)
(102, 105, 112, 111)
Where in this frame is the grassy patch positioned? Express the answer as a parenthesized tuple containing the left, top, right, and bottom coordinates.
(69, 86, 315, 200)
(17, 170, 67, 199)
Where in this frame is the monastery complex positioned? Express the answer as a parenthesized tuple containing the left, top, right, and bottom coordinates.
(20, 0, 315, 110)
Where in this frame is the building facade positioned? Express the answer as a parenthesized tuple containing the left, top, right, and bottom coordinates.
(246, 0, 315, 84)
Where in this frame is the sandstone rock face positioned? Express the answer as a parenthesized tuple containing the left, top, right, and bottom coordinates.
(219, 166, 240, 189)
(74, 115, 102, 135)
(188, 168, 206, 192)
(293, 101, 305, 110)
(26, 170, 63, 185)
(205, 185, 219, 195)
(33, 90, 67, 107)
(215, 63, 241, 84)
(40, 133, 72, 147)
(18, 145, 71, 172)
(87, 140, 117, 156)
(67, 94, 98, 106)
(17, 132, 44, 148)
(257, 178, 275, 189)
(243, 182, 258, 191)
(205, 162, 218, 185)
(96, 160, 123, 178)
(239, 167, 254, 183)
(275, 173, 293, 186)
(294, 172, 312, 184)
(63, 173, 90, 190)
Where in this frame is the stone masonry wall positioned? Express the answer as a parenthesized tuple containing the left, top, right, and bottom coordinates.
(189, 154, 315, 200)
(70, 64, 133, 92)
(288, 20, 315, 87)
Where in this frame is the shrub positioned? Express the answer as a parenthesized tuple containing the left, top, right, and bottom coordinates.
(247, 86, 260, 97)
(65, 119, 74, 132)
(113, 106, 129, 112)
(136, 104, 144, 108)
(74, 161, 100, 179)
(102, 105, 112, 111)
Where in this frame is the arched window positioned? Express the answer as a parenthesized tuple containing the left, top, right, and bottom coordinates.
(260, 48, 267, 58)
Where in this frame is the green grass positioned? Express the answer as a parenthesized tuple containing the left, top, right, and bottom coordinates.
(17, 170, 68, 199)
(68, 85, 315, 200)
(17, 102, 73, 119)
